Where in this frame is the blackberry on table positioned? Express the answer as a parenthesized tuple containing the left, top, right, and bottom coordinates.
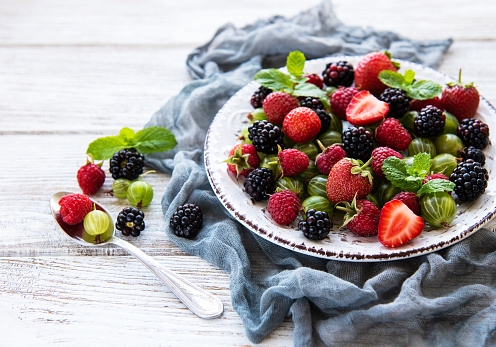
(414, 105, 445, 138)
(243, 168, 274, 201)
(250, 86, 272, 109)
(457, 118, 490, 149)
(109, 148, 145, 181)
(449, 159, 488, 201)
(170, 203, 203, 239)
(248, 120, 285, 154)
(298, 209, 332, 240)
(322, 61, 354, 87)
(379, 88, 411, 119)
(460, 146, 486, 166)
(115, 207, 145, 237)
(300, 97, 331, 134)
(342, 126, 374, 162)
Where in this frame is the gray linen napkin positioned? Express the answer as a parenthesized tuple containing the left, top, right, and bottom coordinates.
(145, 1, 496, 345)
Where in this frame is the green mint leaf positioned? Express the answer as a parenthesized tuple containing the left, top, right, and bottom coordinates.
(87, 136, 129, 160)
(286, 51, 306, 78)
(378, 70, 405, 89)
(254, 69, 294, 92)
(119, 127, 136, 145)
(408, 152, 431, 178)
(292, 82, 329, 99)
(407, 80, 443, 100)
(417, 179, 456, 195)
(134, 126, 177, 154)
(382, 157, 419, 192)
(404, 69, 416, 85)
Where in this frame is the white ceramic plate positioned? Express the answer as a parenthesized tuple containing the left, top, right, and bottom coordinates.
(204, 56, 496, 261)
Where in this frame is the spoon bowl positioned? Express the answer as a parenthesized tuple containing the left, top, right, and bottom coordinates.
(50, 191, 224, 319)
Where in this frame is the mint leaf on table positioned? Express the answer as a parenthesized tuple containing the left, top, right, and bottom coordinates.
(286, 51, 306, 78)
(379, 69, 442, 100)
(417, 179, 456, 195)
(254, 69, 293, 91)
(87, 126, 177, 160)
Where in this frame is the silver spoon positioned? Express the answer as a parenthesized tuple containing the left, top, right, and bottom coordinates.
(50, 191, 223, 319)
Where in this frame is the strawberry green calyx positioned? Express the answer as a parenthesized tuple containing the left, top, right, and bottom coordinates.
(336, 194, 361, 228)
(384, 50, 401, 70)
(224, 144, 253, 177)
(349, 157, 374, 185)
(446, 69, 476, 89)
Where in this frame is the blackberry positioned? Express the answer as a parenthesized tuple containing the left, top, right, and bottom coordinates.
(243, 168, 274, 201)
(299, 97, 331, 134)
(248, 120, 285, 154)
(298, 209, 332, 240)
(457, 118, 490, 149)
(413, 105, 445, 138)
(449, 159, 488, 201)
(170, 203, 203, 239)
(109, 148, 145, 181)
(460, 146, 486, 166)
(115, 207, 145, 237)
(250, 86, 272, 109)
(379, 88, 411, 118)
(342, 126, 374, 162)
(322, 61, 354, 87)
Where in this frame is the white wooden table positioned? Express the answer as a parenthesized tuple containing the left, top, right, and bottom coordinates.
(1, 1, 495, 345)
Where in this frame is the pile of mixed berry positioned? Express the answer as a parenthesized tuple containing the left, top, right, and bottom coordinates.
(225, 51, 490, 248)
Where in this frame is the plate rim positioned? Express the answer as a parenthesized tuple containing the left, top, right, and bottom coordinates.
(204, 55, 496, 262)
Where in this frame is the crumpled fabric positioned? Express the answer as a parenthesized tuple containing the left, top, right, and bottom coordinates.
(145, 1, 496, 345)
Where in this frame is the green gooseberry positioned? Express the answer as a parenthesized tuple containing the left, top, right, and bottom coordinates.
(318, 130, 342, 147)
(293, 142, 319, 161)
(127, 172, 154, 208)
(275, 176, 306, 198)
(112, 178, 132, 199)
(434, 134, 464, 157)
(83, 207, 110, 236)
(301, 195, 334, 219)
(408, 138, 437, 158)
(420, 192, 457, 228)
(295, 160, 320, 181)
(307, 175, 328, 197)
(239, 127, 253, 144)
(260, 154, 279, 177)
(431, 153, 457, 177)
(398, 111, 418, 132)
(442, 111, 459, 134)
(328, 112, 343, 133)
(375, 180, 402, 208)
(248, 108, 267, 123)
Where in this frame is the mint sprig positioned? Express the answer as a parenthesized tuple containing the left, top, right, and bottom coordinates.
(87, 126, 177, 160)
(254, 51, 328, 103)
(417, 179, 455, 195)
(378, 69, 442, 100)
(382, 153, 431, 192)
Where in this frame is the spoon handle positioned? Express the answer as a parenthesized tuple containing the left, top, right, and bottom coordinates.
(110, 237, 223, 319)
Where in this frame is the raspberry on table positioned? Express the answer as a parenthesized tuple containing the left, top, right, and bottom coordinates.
(322, 61, 354, 87)
(298, 209, 332, 240)
(248, 120, 285, 154)
(243, 168, 275, 201)
(115, 207, 145, 237)
(109, 148, 145, 181)
(457, 118, 490, 149)
(77, 157, 106, 195)
(414, 105, 445, 138)
(170, 203, 203, 239)
(342, 126, 374, 162)
(379, 87, 411, 119)
(58, 193, 94, 225)
(267, 190, 300, 225)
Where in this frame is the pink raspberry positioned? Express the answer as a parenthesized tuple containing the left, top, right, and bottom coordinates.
(315, 143, 347, 175)
(302, 73, 324, 89)
(371, 146, 402, 179)
(330, 87, 359, 120)
(391, 192, 421, 215)
(278, 149, 309, 177)
(375, 118, 412, 151)
(267, 190, 300, 225)
(59, 193, 94, 225)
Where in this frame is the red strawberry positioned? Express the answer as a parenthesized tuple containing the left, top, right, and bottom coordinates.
(58, 193, 94, 225)
(337, 197, 381, 236)
(267, 189, 300, 225)
(262, 91, 299, 124)
(378, 199, 424, 248)
(282, 107, 321, 143)
(346, 90, 389, 126)
(371, 146, 402, 179)
(355, 51, 399, 96)
(391, 192, 421, 215)
(278, 148, 309, 177)
(77, 155, 106, 195)
(375, 118, 412, 151)
(330, 87, 359, 120)
(302, 73, 324, 89)
(315, 141, 347, 175)
(441, 70, 480, 122)
(224, 143, 260, 177)
(410, 96, 444, 112)
(326, 157, 374, 204)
